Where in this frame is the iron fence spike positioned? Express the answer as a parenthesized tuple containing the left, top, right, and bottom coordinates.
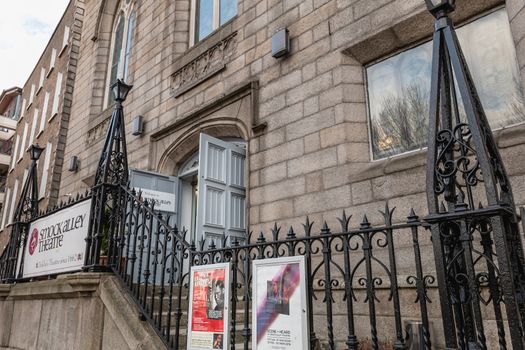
(257, 232, 266, 243)
(407, 208, 419, 223)
(360, 215, 371, 229)
(287, 226, 296, 239)
(321, 221, 330, 233)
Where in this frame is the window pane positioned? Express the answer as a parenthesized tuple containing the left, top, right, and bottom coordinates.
(220, 0, 236, 25)
(197, 0, 214, 41)
(108, 13, 125, 105)
(366, 8, 525, 159)
(123, 11, 136, 80)
(458, 9, 525, 128)
(367, 43, 432, 158)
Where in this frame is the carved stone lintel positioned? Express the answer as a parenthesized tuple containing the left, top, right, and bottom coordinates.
(86, 116, 111, 146)
(170, 32, 238, 98)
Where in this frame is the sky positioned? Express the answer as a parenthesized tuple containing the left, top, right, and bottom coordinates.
(0, 0, 70, 90)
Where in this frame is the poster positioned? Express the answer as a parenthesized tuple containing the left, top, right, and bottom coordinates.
(187, 263, 230, 350)
(21, 198, 91, 278)
(252, 256, 308, 350)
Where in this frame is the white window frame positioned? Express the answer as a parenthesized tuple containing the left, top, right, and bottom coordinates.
(1, 187, 11, 229)
(18, 99, 26, 122)
(190, 0, 237, 45)
(103, 1, 136, 108)
(60, 25, 70, 56)
(18, 122, 28, 162)
(28, 84, 35, 107)
(22, 168, 28, 187)
(8, 179, 18, 225)
(39, 92, 50, 135)
(47, 49, 57, 77)
(10, 135, 19, 170)
(51, 72, 63, 118)
(28, 108, 39, 149)
(38, 67, 45, 93)
(39, 142, 52, 199)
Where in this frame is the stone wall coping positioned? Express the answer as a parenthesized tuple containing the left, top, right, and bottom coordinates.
(3, 272, 110, 300)
(0, 285, 11, 299)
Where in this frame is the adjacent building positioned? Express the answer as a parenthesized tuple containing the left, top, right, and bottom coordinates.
(0, 1, 85, 250)
(0, 87, 22, 220)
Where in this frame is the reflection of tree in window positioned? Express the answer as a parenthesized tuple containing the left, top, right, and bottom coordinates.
(371, 84, 429, 158)
(367, 8, 525, 159)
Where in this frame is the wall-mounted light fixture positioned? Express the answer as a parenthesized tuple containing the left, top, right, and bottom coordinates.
(272, 28, 290, 58)
(132, 115, 144, 136)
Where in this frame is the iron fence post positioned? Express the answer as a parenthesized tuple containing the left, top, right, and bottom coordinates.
(425, 3, 525, 348)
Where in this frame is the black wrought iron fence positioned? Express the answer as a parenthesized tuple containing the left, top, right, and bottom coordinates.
(99, 184, 192, 349)
(88, 182, 439, 349)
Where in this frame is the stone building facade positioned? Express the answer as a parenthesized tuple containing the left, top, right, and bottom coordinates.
(0, 0, 523, 347)
(60, 0, 525, 232)
(0, 1, 85, 250)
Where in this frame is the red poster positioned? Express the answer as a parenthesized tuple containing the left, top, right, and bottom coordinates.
(188, 264, 229, 350)
(191, 268, 225, 332)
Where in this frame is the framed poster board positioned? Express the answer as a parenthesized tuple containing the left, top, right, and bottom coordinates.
(187, 263, 231, 350)
(252, 256, 309, 350)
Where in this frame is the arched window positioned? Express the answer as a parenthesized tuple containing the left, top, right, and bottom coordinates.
(105, 0, 136, 107)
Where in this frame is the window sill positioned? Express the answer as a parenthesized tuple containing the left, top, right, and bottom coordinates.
(36, 86, 43, 96)
(190, 15, 237, 49)
(59, 44, 68, 58)
(27, 102, 32, 110)
(37, 129, 44, 139)
(48, 112, 58, 123)
(46, 67, 54, 78)
(350, 121, 525, 184)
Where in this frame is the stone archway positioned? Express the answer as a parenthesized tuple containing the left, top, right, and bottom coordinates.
(151, 82, 256, 176)
(157, 120, 248, 176)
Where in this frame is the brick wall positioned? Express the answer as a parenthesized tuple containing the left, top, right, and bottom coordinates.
(0, 0, 85, 249)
